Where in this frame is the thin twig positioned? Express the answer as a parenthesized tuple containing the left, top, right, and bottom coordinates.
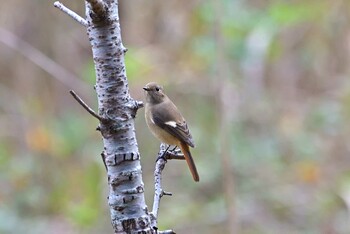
(158, 230, 176, 234)
(0, 28, 89, 93)
(162, 191, 172, 196)
(69, 90, 103, 121)
(86, 0, 106, 16)
(165, 151, 185, 160)
(54, 1, 88, 26)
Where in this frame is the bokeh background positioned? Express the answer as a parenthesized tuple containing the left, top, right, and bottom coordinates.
(1, 0, 350, 233)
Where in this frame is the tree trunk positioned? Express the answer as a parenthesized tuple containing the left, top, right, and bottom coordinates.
(85, 1, 151, 233)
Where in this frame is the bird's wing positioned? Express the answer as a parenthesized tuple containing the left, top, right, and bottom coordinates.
(151, 101, 195, 148)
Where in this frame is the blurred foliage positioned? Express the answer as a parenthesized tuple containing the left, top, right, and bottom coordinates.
(1, 0, 350, 233)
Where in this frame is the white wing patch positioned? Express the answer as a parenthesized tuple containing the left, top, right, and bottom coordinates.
(165, 121, 177, 128)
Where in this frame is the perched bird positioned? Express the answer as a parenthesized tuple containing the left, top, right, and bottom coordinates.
(143, 82, 199, 182)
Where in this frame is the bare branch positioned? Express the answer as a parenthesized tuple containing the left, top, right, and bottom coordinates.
(0, 28, 89, 93)
(158, 230, 176, 234)
(134, 100, 144, 109)
(150, 143, 179, 233)
(151, 144, 168, 229)
(162, 191, 172, 196)
(164, 148, 185, 160)
(69, 90, 103, 121)
(86, 0, 106, 16)
(54, 1, 87, 26)
(151, 156, 166, 228)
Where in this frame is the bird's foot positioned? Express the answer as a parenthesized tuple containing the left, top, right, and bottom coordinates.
(156, 145, 171, 162)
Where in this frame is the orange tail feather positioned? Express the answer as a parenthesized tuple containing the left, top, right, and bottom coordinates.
(180, 142, 199, 182)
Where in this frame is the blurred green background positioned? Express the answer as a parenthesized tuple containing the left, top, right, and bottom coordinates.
(1, 0, 350, 233)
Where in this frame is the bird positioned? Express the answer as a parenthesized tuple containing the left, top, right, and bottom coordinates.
(143, 82, 199, 182)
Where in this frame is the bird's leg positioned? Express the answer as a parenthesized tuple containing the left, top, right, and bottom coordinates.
(156, 144, 171, 162)
(169, 145, 183, 157)
(170, 146, 177, 152)
(166, 145, 185, 160)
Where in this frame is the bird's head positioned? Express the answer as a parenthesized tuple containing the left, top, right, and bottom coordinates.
(143, 82, 166, 104)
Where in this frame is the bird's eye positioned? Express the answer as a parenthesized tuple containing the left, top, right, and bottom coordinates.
(156, 87, 160, 92)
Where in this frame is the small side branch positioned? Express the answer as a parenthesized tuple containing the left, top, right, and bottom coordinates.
(134, 100, 144, 109)
(165, 148, 185, 160)
(54, 1, 87, 26)
(69, 90, 103, 121)
(159, 231, 176, 234)
(86, 0, 107, 17)
(125, 100, 144, 119)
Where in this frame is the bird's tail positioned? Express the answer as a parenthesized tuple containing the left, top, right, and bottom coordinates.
(180, 142, 200, 182)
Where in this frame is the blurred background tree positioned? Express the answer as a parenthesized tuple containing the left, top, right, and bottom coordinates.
(1, 0, 350, 233)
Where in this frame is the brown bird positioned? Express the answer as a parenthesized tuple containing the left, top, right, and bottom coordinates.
(143, 82, 199, 182)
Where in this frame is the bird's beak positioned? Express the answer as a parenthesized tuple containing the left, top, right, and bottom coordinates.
(143, 86, 149, 91)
